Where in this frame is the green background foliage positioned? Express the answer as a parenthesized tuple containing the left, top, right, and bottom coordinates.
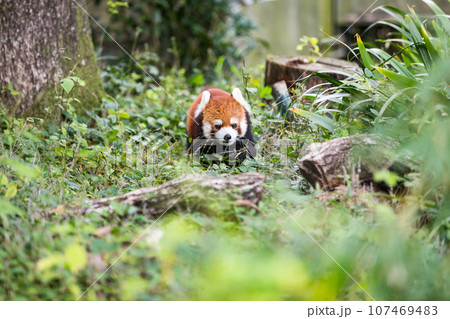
(89, 0, 257, 77)
(0, 0, 449, 301)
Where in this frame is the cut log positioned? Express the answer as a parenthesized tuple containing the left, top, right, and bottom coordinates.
(297, 135, 411, 190)
(265, 56, 358, 90)
(42, 173, 267, 217)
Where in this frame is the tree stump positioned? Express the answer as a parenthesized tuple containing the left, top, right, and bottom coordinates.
(297, 135, 411, 190)
(264, 56, 358, 90)
(42, 173, 267, 217)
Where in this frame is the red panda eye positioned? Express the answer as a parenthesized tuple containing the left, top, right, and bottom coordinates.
(231, 123, 237, 129)
(215, 124, 222, 130)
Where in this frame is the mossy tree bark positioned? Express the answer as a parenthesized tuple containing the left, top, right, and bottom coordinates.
(0, 0, 104, 118)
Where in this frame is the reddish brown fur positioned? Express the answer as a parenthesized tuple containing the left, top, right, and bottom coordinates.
(187, 88, 246, 138)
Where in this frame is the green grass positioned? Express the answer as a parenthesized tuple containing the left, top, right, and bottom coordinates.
(1, 1, 449, 300)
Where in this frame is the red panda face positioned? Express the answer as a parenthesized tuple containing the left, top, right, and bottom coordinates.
(202, 96, 247, 144)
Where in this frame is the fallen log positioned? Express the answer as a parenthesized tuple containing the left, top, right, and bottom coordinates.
(42, 173, 267, 217)
(297, 135, 411, 190)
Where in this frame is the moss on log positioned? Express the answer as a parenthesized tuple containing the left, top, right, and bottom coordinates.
(42, 173, 267, 218)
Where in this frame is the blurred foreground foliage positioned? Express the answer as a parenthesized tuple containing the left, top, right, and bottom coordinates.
(0, 1, 449, 301)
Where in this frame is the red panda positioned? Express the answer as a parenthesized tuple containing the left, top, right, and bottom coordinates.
(186, 87, 255, 163)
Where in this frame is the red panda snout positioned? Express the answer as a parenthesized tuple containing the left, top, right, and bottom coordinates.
(202, 120, 239, 142)
(213, 121, 239, 144)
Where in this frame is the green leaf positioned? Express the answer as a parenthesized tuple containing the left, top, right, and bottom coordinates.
(312, 72, 368, 99)
(374, 170, 399, 187)
(61, 78, 75, 94)
(157, 117, 170, 127)
(214, 56, 225, 77)
(375, 87, 414, 124)
(376, 67, 421, 88)
(1, 157, 40, 179)
(259, 86, 272, 99)
(118, 110, 131, 119)
(120, 277, 148, 300)
(71, 76, 86, 87)
(78, 150, 96, 159)
(380, 6, 407, 21)
(356, 34, 382, 80)
(420, 24, 440, 60)
(423, 0, 450, 36)
(290, 109, 336, 132)
(188, 73, 205, 86)
(404, 15, 433, 72)
(0, 174, 8, 186)
(5, 184, 17, 199)
(37, 254, 65, 271)
(64, 244, 88, 274)
(401, 53, 412, 68)
(369, 48, 416, 79)
(0, 199, 24, 226)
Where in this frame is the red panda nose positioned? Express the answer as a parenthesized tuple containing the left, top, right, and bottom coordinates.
(224, 134, 232, 141)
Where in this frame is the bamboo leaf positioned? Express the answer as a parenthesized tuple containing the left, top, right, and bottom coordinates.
(375, 21, 410, 39)
(431, 20, 446, 53)
(369, 48, 416, 79)
(423, 0, 450, 36)
(312, 72, 368, 100)
(405, 15, 433, 71)
(376, 67, 421, 87)
(420, 24, 441, 60)
(356, 34, 382, 80)
(376, 6, 406, 23)
(402, 53, 412, 68)
(290, 109, 336, 132)
(375, 87, 414, 124)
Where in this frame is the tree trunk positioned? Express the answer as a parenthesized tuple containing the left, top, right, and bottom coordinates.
(0, 0, 104, 118)
(42, 173, 267, 217)
(297, 135, 411, 190)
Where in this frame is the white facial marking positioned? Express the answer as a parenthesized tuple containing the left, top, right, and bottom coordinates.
(240, 118, 248, 138)
(213, 119, 223, 126)
(230, 117, 242, 138)
(231, 88, 251, 114)
(215, 126, 239, 144)
(194, 91, 211, 119)
(202, 122, 212, 138)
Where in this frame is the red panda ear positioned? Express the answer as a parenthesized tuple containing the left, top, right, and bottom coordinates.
(194, 91, 211, 118)
(231, 88, 251, 114)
